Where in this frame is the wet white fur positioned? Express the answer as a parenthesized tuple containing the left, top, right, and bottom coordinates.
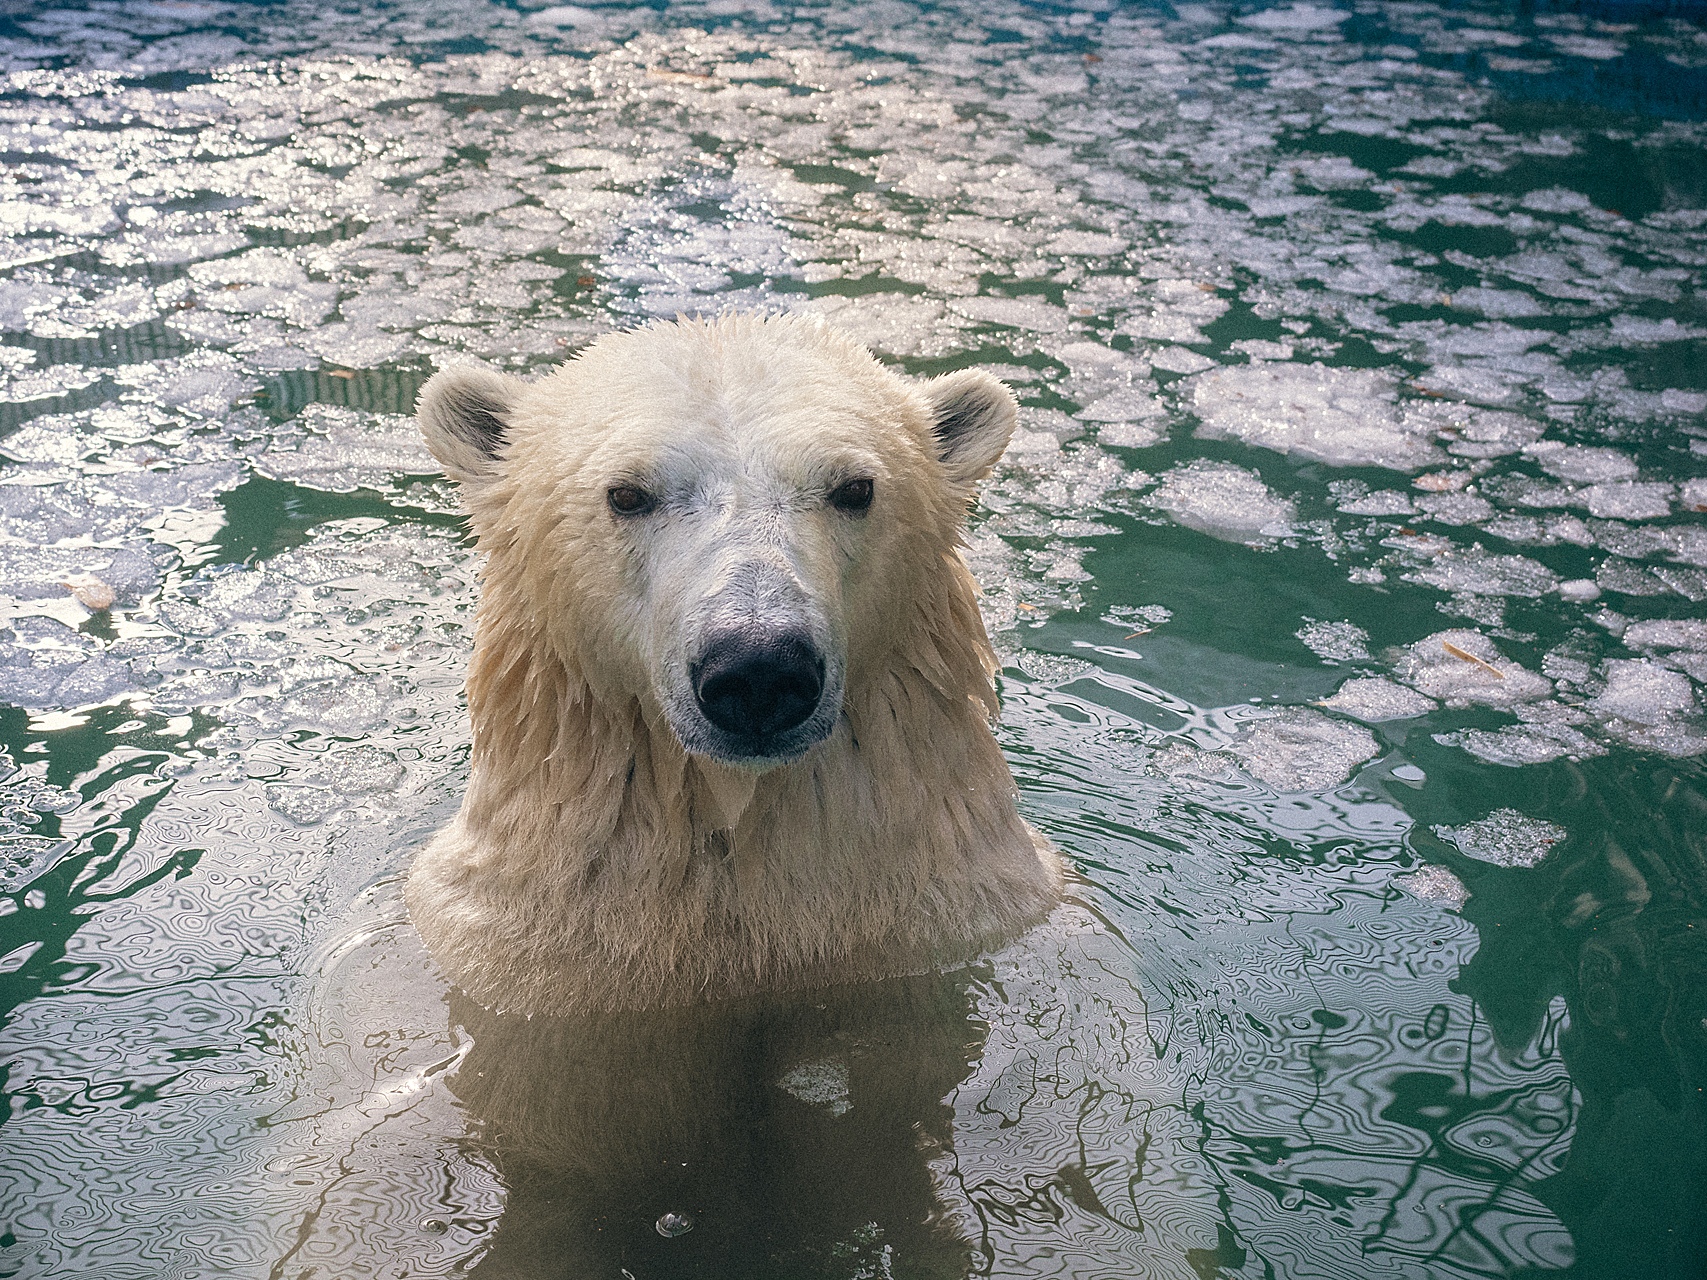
(408, 314, 1060, 1015)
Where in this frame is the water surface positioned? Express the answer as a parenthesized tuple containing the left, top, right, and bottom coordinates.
(1, 1, 1704, 1276)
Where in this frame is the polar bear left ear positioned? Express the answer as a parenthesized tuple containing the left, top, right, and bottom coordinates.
(924, 369, 1017, 486)
(416, 365, 525, 486)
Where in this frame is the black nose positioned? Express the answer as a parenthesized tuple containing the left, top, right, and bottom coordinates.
(692, 630, 826, 741)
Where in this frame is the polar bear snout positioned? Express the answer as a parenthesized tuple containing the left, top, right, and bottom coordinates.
(693, 629, 826, 742)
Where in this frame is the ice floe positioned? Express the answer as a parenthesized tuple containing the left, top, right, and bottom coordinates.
(1228, 707, 1379, 791)
(1145, 461, 1294, 544)
(1390, 630, 1552, 709)
(1434, 809, 1567, 869)
(1189, 363, 1445, 470)
(1321, 677, 1436, 723)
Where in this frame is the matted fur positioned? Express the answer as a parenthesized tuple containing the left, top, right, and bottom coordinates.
(408, 314, 1060, 1014)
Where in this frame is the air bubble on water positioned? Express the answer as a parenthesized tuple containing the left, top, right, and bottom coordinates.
(1434, 809, 1568, 869)
(655, 1211, 695, 1238)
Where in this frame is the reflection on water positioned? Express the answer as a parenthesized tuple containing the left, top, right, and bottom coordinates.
(1, 0, 1705, 1276)
(449, 977, 982, 1279)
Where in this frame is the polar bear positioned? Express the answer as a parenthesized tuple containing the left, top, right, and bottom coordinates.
(409, 314, 1060, 1015)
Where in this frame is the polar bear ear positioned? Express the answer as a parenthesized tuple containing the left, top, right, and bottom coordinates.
(416, 366, 524, 486)
(924, 369, 1017, 486)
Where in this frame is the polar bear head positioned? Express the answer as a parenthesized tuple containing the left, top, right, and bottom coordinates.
(416, 314, 1016, 770)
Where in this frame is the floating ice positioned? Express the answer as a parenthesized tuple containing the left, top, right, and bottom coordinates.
(1583, 483, 1672, 521)
(0, 619, 135, 710)
(1391, 630, 1552, 709)
(1077, 386, 1166, 426)
(1296, 619, 1371, 664)
(1527, 444, 1637, 483)
(1335, 487, 1414, 516)
(1406, 546, 1559, 599)
(1435, 409, 1546, 460)
(1228, 707, 1379, 792)
(775, 1058, 851, 1116)
(1415, 492, 1493, 526)
(1146, 461, 1294, 544)
(1321, 677, 1435, 722)
(1237, 5, 1348, 31)
(1393, 865, 1469, 909)
(250, 406, 437, 494)
(948, 297, 1069, 334)
(1586, 660, 1705, 755)
(1189, 363, 1444, 470)
(1434, 810, 1567, 868)
(1149, 347, 1217, 375)
(1623, 620, 1707, 652)
(1441, 711, 1607, 767)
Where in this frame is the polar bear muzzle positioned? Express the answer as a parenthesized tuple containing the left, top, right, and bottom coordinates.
(691, 627, 827, 746)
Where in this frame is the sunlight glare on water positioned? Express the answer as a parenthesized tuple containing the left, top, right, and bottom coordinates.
(0, 1, 1704, 1277)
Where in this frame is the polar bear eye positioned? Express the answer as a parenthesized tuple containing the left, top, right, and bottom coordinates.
(607, 485, 655, 516)
(829, 478, 874, 514)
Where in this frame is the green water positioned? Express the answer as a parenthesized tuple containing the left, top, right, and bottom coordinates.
(0, 1, 1704, 1276)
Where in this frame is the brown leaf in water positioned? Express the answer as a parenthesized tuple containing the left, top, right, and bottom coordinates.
(63, 576, 115, 611)
(1442, 641, 1503, 678)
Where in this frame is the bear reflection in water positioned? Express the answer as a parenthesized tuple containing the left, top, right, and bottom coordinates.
(448, 969, 985, 1279)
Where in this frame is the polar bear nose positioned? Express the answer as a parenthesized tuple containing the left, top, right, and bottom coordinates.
(692, 630, 826, 741)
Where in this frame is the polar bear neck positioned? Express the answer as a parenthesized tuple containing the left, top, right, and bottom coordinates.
(407, 551, 1059, 1015)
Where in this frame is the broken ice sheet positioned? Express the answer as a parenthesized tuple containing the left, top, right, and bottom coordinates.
(1189, 363, 1445, 470)
(1146, 460, 1293, 545)
(1589, 660, 1707, 757)
(1433, 809, 1567, 869)
(1393, 864, 1469, 910)
(248, 404, 437, 494)
(1296, 619, 1372, 664)
(1405, 545, 1559, 599)
(1321, 676, 1436, 722)
(1391, 630, 1552, 709)
(1227, 707, 1379, 791)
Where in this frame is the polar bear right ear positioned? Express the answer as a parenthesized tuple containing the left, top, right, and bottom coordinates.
(416, 366, 524, 486)
(923, 369, 1018, 487)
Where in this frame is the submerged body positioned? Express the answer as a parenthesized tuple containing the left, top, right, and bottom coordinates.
(408, 315, 1060, 1015)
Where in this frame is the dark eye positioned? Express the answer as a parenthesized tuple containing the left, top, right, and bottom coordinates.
(607, 485, 655, 516)
(829, 477, 874, 514)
